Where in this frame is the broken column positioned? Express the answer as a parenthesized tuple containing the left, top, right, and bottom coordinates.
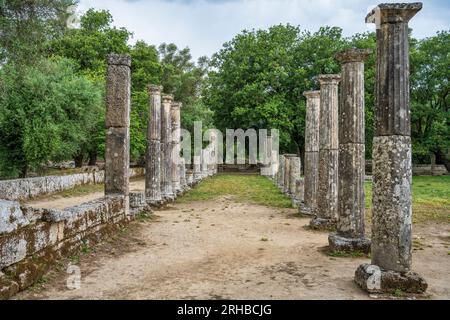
(310, 74, 340, 230)
(161, 94, 175, 200)
(300, 91, 320, 215)
(329, 49, 372, 253)
(171, 102, 182, 195)
(179, 158, 188, 191)
(145, 84, 163, 205)
(355, 2, 427, 294)
(105, 54, 131, 215)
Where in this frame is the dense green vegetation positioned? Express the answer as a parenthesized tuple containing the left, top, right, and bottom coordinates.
(0, 1, 448, 179)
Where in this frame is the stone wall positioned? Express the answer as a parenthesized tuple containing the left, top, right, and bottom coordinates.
(0, 168, 144, 201)
(0, 196, 129, 299)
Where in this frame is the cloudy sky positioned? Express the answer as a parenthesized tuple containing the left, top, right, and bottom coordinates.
(77, 0, 450, 60)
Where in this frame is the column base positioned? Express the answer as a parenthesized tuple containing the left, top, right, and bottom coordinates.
(309, 217, 336, 230)
(298, 203, 314, 216)
(354, 263, 428, 294)
(328, 233, 371, 254)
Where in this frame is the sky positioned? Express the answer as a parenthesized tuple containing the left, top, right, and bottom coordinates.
(77, 0, 450, 60)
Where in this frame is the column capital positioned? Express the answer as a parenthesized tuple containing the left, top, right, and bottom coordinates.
(303, 90, 320, 99)
(366, 3, 422, 25)
(107, 53, 131, 67)
(336, 48, 372, 63)
(148, 84, 163, 94)
(162, 94, 174, 103)
(316, 74, 341, 85)
(171, 102, 183, 109)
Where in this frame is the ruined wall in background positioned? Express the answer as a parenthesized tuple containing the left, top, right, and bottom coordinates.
(0, 168, 144, 201)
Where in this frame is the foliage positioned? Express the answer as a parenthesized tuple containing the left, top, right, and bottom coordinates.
(0, 0, 76, 64)
(410, 31, 450, 166)
(0, 57, 103, 177)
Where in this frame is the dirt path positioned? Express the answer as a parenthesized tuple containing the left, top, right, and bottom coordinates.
(15, 196, 450, 300)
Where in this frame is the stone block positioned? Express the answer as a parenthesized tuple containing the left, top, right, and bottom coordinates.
(105, 127, 130, 195)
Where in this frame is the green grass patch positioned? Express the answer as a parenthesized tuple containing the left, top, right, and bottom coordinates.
(365, 175, 450, 224)
(177, 174, 292, 208)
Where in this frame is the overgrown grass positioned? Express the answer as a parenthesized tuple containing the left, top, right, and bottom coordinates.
(365, 175, 450, 224)
(177, 173, 292, 208)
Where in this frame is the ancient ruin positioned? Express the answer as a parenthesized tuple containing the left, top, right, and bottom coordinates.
(328, 49, 371, 253)
(354, 2, 427, 294)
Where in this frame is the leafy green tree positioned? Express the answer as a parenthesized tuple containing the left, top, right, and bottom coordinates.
(0, 0, 76, 65)
(410, 30, 450, 169)
(0, 57, 103, 177)
(204, 25, 347, 155)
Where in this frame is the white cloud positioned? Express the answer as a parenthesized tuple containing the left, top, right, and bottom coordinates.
(78, 0, 450, 60)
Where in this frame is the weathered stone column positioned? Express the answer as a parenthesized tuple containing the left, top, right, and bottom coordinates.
(329, 49, 371, 253)
(171, 102, 182, 195)
(310, 74, 340, 230)
(289, 156, 301, 206)
(105, 54, 131, 211)
(201, 149, 208, 178)
(193, 155, 202, 182)
(289, 156, 301, 199)
(300, 91, 320, 215)
(179, 158, 188, 191)
(161, 95, 175, 200)
(283, 155, 290, 194)
(145, 85, 163, 204)
(277, 155, 285, 190)
(355, 2, 427, 294)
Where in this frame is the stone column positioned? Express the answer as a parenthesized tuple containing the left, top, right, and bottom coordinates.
(310, 74, 340, 230)
(171, 102, 182, 195)
(179, 158, 188, 191)
(201, 149, 208, 178)
(277, 155, 285, 190)
(145, 85, 163, 204)
(289, 156, 301, 199)
(301, 91, 320, 215)
(289, 157, 301, 206)
(161, 94, 175, 200)
(355, 2, 427, 294)
(270, 136, 279, 181)
(193, 155, 202, 182)
(329, 49, 371, 253)
(105, 54, 131, 211)
(283, 154, 297, 194)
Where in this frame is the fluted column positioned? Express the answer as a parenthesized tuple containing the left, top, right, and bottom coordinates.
(301, 91, 320, 215)
(193, 155, 202, 182)
(145, 85, 163, 204)
(277, 155, 285, 190)
(310, 74, 340, 230)
(105, 54, 131, 211)
(329, 49, 371, 253)
(355, 2, 427, 294)
(161, 95, 174, 200)
(171, 102, 182, 195)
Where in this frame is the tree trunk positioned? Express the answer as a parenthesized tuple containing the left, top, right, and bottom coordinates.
(74, 154, 84, 168)
(20, 165, 28, 178)
(435, 150, 450, 173)
(88, 151, 97, 166)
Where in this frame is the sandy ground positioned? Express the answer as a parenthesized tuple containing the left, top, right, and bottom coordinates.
(14, 191, 450, 300)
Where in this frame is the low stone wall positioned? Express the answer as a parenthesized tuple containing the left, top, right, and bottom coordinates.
(0, 196, 130, 299)
(0, 168, 144, 201)
(218, 164, 260, 173)
(412, 164, 448, 176)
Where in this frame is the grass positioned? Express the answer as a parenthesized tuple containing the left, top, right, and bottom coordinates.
(365, 175, 450, 224)
(176, 173, 292, 208)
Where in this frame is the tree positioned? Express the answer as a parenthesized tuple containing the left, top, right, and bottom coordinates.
(49, 8, 132, 165)
(0, 0, 76, 65)
(410, 30, 450, 170)
(203, 25, 347, 155)
(0, 57, 103, 178)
